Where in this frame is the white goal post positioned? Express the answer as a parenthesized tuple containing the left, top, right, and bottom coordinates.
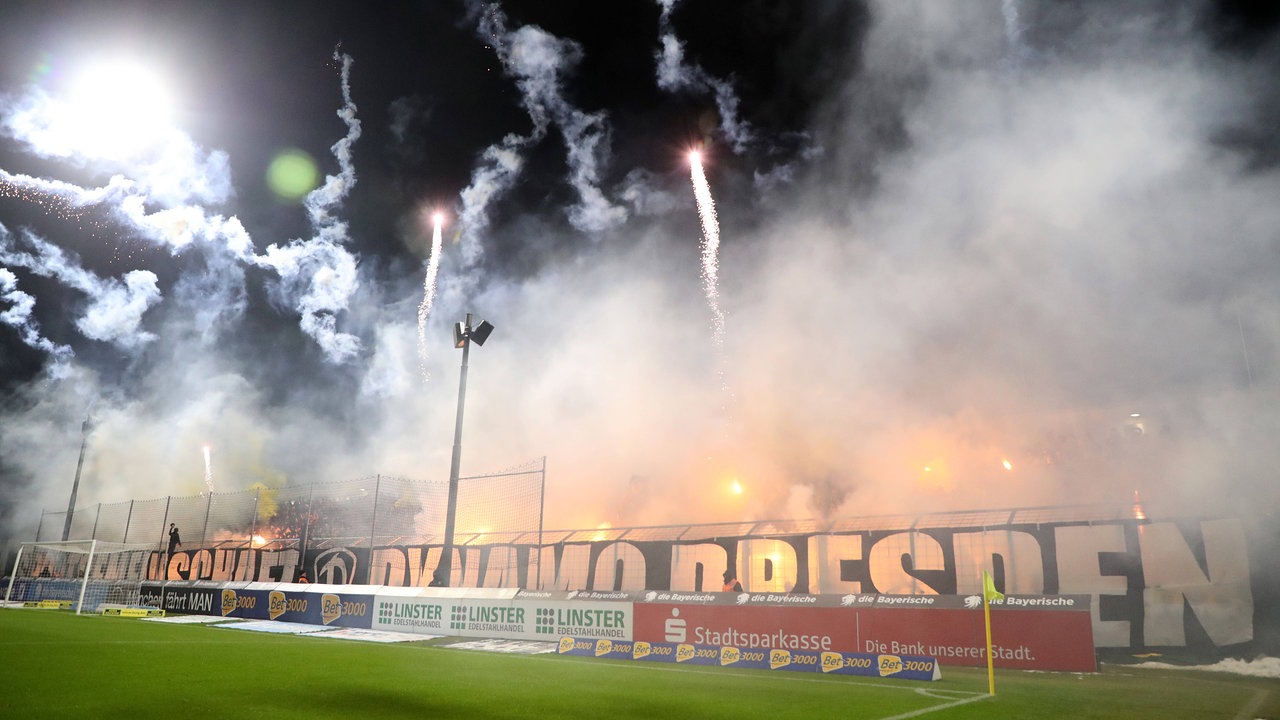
(3, 540, 155, 614)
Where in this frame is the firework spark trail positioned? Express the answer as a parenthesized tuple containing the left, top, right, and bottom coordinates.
(416, 212, 444, 381)
(202, 444, 214, 493)
(689, 152, 726, 350)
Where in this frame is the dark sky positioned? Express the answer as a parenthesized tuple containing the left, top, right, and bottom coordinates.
(1, 1, 1279, 541)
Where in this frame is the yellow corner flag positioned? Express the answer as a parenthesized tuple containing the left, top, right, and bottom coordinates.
(983, 569, 1005, 603)
(982, 570, 1004, 695)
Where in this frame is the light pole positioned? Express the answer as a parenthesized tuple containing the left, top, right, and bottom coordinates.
(436, 313, 494, 587)
(62, 416, 92, 541)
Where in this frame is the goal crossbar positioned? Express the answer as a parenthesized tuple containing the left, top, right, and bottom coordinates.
(4, 539, 156, 614)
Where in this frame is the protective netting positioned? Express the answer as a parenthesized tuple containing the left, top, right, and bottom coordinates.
(33, 461, 546, 553)
(3, 540, 153, 612)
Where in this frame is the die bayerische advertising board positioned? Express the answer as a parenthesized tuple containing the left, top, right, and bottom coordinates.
(630, 592, 1095, 672)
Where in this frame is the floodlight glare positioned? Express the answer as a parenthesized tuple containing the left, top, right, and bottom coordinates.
(59, 58, 176, 160)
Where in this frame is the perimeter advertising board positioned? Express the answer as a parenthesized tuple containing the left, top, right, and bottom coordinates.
(143, 582, 219, 615)
(556, 636, 941, 681)
(632, 593, 1095, 672)
(370, 591, 633, 642)
(139, 582, 374, 629)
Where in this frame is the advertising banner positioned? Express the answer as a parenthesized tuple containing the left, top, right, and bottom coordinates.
(371, 591, 632, 642)
(633, 594, 1095, 672)
(151, 583, 220, 616)
(217, 585, 375, 628)
(854, 594, 1096, 671)
(138, 581, 1090, 672)
(556, 637, 941, 681)
(140, 582, 374, 630)
(634, 602, 851, 653)
(130, 515, 1257, 654)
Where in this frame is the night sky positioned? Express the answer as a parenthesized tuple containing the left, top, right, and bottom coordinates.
(1, 1, 1279, 541)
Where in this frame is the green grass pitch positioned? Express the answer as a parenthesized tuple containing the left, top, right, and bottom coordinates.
(0, 609, 1275, 719)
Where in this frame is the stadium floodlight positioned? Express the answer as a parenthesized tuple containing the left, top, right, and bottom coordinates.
(436, 313, 494, 587)
(62, 415, 93, 541)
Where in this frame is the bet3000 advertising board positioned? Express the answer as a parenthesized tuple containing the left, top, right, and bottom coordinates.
(556, 636, 941, 681)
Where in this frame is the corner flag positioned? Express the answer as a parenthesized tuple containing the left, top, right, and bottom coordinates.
(983, 569, 1005, 603)
(981, 570, 1003, 695)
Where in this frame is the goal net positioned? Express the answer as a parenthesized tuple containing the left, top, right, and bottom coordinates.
(3, 540, 154, 614)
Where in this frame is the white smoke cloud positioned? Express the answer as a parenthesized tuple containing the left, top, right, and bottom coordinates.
(251, 50, 363, 364)
(457, 3, 627, 261)
(2, 1, 1279, 545)
(75, 269, 160, 349)
(0, 266, 73, 369)
(0, 86, 233, 207)
(0, 50, 366, 366)
(654, 0, 753, 152)
(0, 224, 160, 350)
(458, 138, 530, 265)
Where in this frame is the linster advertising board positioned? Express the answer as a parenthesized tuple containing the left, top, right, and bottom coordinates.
(632, 593, 1096, 672)
(557, 636, 941, 681)
(371, 590, 632, 642)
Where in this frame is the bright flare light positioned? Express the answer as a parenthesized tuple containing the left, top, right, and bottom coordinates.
(202, 444, 214, 493)
(689, 151, 726, 348)
(416, 211, 445, 381)
(59, 58, 175, 161)
(1132, 490, 1146, 520)
(251, 534, 268, 548)
(730, 479, 743, 495)
(1002, 459, 1013, 471)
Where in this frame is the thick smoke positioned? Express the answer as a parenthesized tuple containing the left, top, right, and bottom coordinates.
(1, 1, 1278, 546)
(654, 0, 752, 152)
(0, 224, 160, 352)
(457, 1, 627, 268)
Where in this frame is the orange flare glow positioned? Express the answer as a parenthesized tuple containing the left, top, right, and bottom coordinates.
(591, 522, 612, 543)
(1132, 490, 1146, 520)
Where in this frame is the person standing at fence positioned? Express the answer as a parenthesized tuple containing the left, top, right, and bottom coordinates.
(167, 523, 182, 563)
(722, 569, 743, 593)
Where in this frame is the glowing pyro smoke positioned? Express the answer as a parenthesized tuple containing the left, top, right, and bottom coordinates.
(202, 444, 214, 493)
(416, 212, 445, 380)
(689, 151, 726, 349)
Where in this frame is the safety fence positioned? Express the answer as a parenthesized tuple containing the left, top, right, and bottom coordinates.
(28, 458, 547, 555)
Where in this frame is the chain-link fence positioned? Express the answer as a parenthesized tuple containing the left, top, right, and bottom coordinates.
(32, 459, 547, 558)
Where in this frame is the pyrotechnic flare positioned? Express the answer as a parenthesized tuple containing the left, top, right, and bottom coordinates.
(416, 212, 445, 380)
(202, 444, 214, 493)
(689, 151, 726, 350)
